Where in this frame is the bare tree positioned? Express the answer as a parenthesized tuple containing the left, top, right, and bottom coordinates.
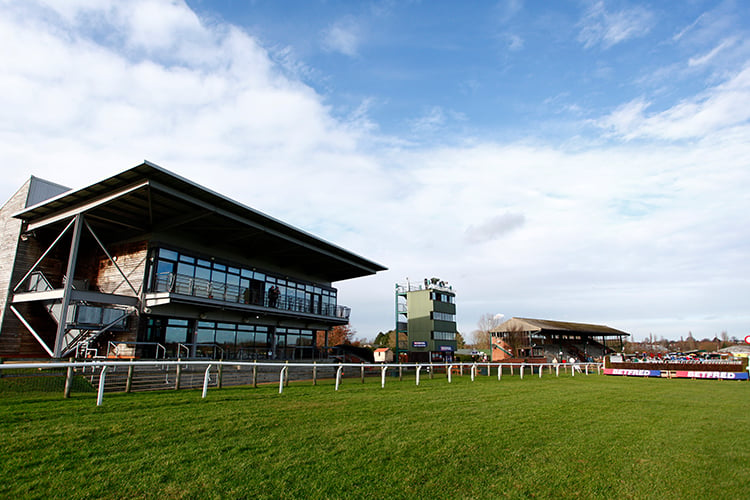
(503, 323, 527, 357)
(472, 313, 503, 349)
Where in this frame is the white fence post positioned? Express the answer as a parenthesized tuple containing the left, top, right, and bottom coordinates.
(471, 363, 476, 381)
(539, 363, 543, 378)
(498, 364, 502, 381)
(202, 364, 212, 399)
(520, 364, 524, 379)
(447, 365, 453, 383)
(279, 365, 288, 394)
(96, 365, 108, 406)
(335, 365, 344, 391)
(381, 366, 387, 388)
(416, 364, 421, 386)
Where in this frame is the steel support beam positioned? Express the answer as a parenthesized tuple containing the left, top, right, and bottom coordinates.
(9, 305, 54, 357)
(54, 214, 83, 358)
(83, 219, 139, 296)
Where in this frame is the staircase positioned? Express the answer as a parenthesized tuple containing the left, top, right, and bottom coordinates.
(26, 271, 135, 357)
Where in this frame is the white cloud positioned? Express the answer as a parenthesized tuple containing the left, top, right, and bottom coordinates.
(322, 18, 362, 57)
(597, 65, 750, 140)
(0, 0, 748, 342)
(688, 37, 737, 67)
(578, 1, 654, 49)
(465, 213, 525, 244)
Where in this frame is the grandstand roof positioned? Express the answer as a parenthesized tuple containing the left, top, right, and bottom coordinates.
(491, 317, 629, 337)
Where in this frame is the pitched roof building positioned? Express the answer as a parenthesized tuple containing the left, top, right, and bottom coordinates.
(490, 317, 629, 362)
(0, 161, 386, 360)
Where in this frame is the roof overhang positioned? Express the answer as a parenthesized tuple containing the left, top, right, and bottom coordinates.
(14, 161, 387, 282)
(492, 317, 630, 337)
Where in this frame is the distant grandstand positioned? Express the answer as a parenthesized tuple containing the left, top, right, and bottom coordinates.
(490, 317, 629, 362)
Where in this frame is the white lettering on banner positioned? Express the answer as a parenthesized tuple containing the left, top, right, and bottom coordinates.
(609, 369, 653, 377)
(686, 371, 738, 379)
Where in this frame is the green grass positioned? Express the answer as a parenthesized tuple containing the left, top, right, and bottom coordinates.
(1, 372, 749, 499)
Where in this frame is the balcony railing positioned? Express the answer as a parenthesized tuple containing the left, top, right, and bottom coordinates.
(152, 272, 350, 320)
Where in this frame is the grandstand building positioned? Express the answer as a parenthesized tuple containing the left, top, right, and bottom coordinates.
(490, 317, 629, 362)
(0, 161, 386, 360)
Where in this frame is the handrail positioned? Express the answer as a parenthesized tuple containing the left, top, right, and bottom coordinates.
(194, 343, 224, 359)
(106, 341, 166, 359)
(27, 271, 54, 292)
(152, 272, 347, 319)
(178, 343, 190, 358)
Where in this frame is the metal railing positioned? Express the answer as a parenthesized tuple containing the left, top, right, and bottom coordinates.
(0, 360, 613, 407)
(107, 341, 166, 360)
(152, 273, 349, 320)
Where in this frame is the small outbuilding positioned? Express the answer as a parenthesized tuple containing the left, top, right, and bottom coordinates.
(374, 347, 394, 363)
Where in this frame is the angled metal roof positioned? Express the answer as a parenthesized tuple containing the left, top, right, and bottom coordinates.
(492, 317, 629, 337)
(14, 161, 387, 282)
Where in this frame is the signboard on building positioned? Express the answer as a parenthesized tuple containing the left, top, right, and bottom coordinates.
(412, 341, 428, 348)
(439, 345, 453, 351)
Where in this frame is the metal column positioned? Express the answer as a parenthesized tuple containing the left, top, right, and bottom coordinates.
(53, 214, 84, 358)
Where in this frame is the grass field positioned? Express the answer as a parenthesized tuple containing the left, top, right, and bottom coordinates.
(1, 371, 749, 499)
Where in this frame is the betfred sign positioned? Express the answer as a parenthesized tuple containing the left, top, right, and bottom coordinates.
(412, 341, 428, 348)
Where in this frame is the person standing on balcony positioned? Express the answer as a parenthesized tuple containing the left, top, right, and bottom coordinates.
(268, 285, 280, 308)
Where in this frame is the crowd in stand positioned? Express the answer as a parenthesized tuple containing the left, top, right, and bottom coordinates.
(627, 352, 739, 364)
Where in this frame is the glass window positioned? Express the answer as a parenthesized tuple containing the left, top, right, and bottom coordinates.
(226, 273, 240, 286)
(211, 269, 226, 284)
(216, 328, 236, 346)
(179, 255, 195, 264)
(165, 320, 189, 344)
(159, 249, 178, 261)
(195, 322, 215, 344)
(194, 266, 211, 281)
(213, 263, 226, 272)
(237, 330, 254, 348)
(156, 260, 174, 275)
(176, 262, 195, 277)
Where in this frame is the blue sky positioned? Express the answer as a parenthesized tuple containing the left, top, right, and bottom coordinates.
(1, 0, 749, 342)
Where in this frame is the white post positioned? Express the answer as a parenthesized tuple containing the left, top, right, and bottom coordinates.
(447, 365, 453, 383)
(585, 364, 589, 375)
(520, 364, 524, 379)
(498, 364, 502, 381)
(572, 363, 575, 377)
(335, 365, 344, 391)
(471, 364, 476, 381)
(96, 365, 108, 406)
(539, 364, 543, 378)
(279, 366, 287, 394)
(381, 366, 387, 388)
(556, 364, 560, 377)
(202, 364, 212, 399)
(416, 364, 421, 386)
